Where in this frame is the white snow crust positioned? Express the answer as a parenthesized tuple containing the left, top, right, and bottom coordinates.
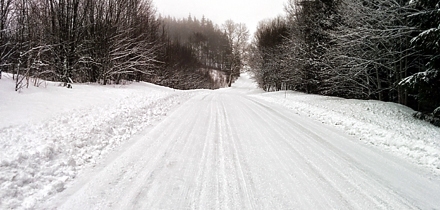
(1, 71, 440, 209)
(0, 73, 194, 209)
(252, 86, 440, 174)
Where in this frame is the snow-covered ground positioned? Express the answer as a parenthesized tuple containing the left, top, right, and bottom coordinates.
(1, 71, 440, 209)
(249, 80, 440, 174)
(233, 74, 439, 173)
(0, 73, 195, 209)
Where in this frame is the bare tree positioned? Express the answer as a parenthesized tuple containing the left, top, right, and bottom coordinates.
(321, 0, 416, 100)
(222, 19, 250, 86)
(0, 0, 13, 79)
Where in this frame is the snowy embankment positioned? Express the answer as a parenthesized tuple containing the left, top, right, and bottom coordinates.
(0, 73, 194, 209)
(252, 90, 440, 173)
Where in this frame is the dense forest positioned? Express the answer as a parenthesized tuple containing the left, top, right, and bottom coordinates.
(0, 0, 249, 90)
(249, 0, 440, 124)
(159, 15, 232, 89)
(1, 0, 162, 87)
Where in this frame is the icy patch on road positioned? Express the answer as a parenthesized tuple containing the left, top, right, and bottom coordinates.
(253, 92, 440, 174)
(0, 74, 194, 209)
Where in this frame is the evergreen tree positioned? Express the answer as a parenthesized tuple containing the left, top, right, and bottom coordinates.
(400, 0, 440, 113)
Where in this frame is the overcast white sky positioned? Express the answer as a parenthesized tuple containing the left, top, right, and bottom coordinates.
(154, 0, 287, 37)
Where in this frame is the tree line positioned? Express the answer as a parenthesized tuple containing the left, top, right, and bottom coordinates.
(1, 0, 162, 89)
(0, 0, 249, 90)
(158, 15, 232, 89)
(250, 0, 440, 122)
(160, 15, 250, 87)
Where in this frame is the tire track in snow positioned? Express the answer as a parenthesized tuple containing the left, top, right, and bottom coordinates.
(243, 96, 424, 209)
(43, 91, 440, 210)
(190, 94, 216, 209)
(242, 96, 415, 209)
(221, 98, 256, 209)
(238, 96, 331, 208)
(134, 101, 209, 209)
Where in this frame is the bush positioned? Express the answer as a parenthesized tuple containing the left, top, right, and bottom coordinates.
(433, 107, 440, 118)
(413, 111, 440, 127)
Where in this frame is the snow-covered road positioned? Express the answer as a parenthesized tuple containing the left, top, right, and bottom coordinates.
(43, 89, 440, 209)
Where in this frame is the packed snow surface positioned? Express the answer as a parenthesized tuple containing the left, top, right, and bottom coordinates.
(1, 72, 440, 209)
(252, 88, 440, 173)
(0, 73, 194, 208)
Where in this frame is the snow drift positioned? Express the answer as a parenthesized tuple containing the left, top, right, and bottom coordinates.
(253, 89, 440, 173)
(0, 73, 194, 209)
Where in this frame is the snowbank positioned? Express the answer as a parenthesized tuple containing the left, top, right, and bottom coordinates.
(252, 91, 440, 173)
(2, 71, 440, 208)
(0, 73, 194, 209)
